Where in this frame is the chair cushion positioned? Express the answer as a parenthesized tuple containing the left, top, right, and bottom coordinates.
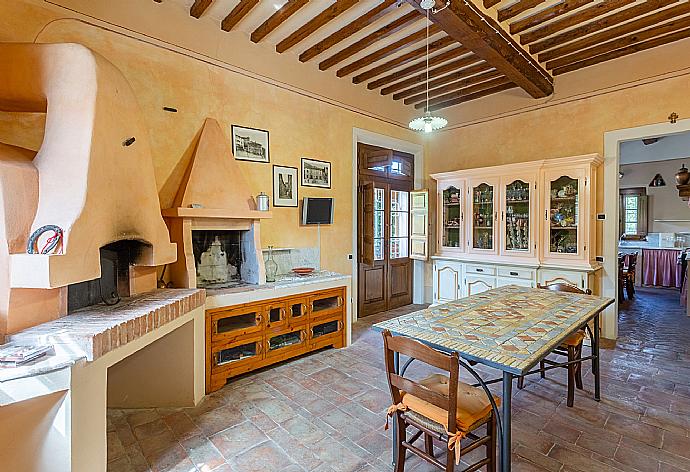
(560, 331, 585, 347)
(401, 374, 500, 432)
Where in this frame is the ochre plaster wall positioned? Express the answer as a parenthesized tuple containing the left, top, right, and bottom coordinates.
(0, 0, 422, 278)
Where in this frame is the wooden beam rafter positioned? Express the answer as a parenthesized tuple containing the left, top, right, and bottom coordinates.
(276, 0, 359, 53)
(498, 0, 547, 22)
(381, 55, 482, 95)
(484, 0, 503, 8)
(299, 0, 399, 62)
(539, 2, 690, 63)
(319, 10, 422, 70)
(403, 69, 503, 104)
(190, 0, 214, 18)
(367, 47, 470, 89)
(415, 76, 514, 109)
(221, 0, 260, 32)
(405, 0, 552, 98)
(336, 24, 441, 77)
(352, 36, 456, 84)
(527, 0, 678, 53)
(553, 25, 690, 75)
(547, 13, 690, 71)
(510, 0, 594, 34)
(390, 62, 493, 99)
(428, 82, 518, 111)
(251, 0, 309, 43)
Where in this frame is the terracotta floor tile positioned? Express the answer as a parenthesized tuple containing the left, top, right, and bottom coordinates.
(210, 421, 268, 459)
(230, 441, 295, 471)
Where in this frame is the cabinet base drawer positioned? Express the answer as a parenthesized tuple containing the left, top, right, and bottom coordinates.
(466, 264, 496, 276)
(497, 267, 535, 280)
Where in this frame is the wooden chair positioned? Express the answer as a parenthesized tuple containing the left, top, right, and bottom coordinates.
(382, 329, 499, 472)
(622, 253, 638, 299)
(517, 281, 592, 407)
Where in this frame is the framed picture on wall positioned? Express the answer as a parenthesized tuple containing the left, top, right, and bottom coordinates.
(231, 125, 270, 163)
(273, 165, 298, 207)
(301, 158, 331, 188)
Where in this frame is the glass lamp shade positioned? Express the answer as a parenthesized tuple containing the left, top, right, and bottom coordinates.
(409, 112, 448, 133)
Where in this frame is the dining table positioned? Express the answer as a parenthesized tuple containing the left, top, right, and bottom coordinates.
(373, 285, 614, 472)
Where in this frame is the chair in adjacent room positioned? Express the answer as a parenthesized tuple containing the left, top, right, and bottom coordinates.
(382, 330, 499, 472)
(517, 281, 592, 407)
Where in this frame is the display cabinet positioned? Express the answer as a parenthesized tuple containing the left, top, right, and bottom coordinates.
(500, 175, 538, 259)
(437, 180, 465, 254)
(468, 178, 499, 255)
(433, 260, 462, 303)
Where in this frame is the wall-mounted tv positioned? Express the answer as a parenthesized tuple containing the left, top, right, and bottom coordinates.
(302, 197, 334, 225)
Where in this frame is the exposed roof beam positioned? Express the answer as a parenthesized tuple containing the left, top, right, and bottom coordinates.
(381, 55, 482, 95)
(403, 69, 503, 104)
(319, 10, 422, 70)
(547, 13, 690, 71)
(528, 0, 678, 53)
(276, 0, 360, 53)
(428, 82, 517, 111)
(553, 25, 690, 75)
(484, 0, 503, 7)
(510, 0, 594, 34)
(539, 2, 690, 62)
(405, 0, 553, 98)
(221, 0, 260, 32)
(415, 76, 514, 109)
(367, 47, 470, 89)
(336, 24, 441, 77)
(299, 0, 400, 62)
(352, 36, 456, 84)
(498, 0, 547, 22)
(190, 0, 214, 18)
(251, 0, 309, 43)
(392, 62, 495, 100)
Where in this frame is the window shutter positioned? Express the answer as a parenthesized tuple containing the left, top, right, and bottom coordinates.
(360, 182, 375, 265)
(409, 189, 429, 261)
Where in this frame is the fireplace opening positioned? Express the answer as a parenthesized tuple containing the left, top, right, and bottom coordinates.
(67, 240, 149, 313)
(192, 230, 247, 289)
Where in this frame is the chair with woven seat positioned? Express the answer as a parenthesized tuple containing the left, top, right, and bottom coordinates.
(382, 329, 499, 472)
(517, 281, 591, 407)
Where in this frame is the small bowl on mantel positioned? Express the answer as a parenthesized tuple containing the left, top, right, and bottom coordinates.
(292, 267, 315, 276)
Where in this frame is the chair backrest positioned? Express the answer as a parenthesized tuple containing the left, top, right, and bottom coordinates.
(537, 280, 592, 295)
(625, 252, 638, 272)
(381, 330, 459, 434)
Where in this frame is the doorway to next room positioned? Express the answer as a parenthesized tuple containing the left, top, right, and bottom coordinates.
(356, 143, 415, 317)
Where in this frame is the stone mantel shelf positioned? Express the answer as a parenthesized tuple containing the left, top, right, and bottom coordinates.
(162, 207, 272, 219)
(7, 289, 205, 366)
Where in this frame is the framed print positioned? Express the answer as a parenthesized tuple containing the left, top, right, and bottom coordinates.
(301, 158, 331, 188)
(273, 165, 298, 207)
(231, 125, 269, 163)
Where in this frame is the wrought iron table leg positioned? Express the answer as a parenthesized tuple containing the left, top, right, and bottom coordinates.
(593, 313, 601, 401)
(501, 371, 513, 472)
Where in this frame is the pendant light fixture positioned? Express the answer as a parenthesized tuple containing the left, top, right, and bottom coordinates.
(408, 2, 448, 133)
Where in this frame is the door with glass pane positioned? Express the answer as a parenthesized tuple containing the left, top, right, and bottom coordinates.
(468, 178, 499, 255)
(542, 168, 587, 263)
(388, 184, 413, 310)
(437, 180, 464, 254)
(500, 175, 537, 259)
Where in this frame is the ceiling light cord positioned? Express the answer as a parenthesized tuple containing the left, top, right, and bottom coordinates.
(426, 7, 430, 113)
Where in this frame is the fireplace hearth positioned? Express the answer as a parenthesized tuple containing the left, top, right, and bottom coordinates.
(192, 230, 247, 289)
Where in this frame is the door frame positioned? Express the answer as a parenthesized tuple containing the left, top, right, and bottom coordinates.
(603, 117, 690, 339)
(352, 128, 424, 322)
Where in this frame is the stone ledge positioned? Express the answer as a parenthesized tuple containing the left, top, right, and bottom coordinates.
(8, 289, 205, 361)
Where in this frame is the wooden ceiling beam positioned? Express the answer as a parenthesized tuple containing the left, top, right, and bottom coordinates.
(367, 47, 470, 89)
(221, 0, 260, 32)
(498, 0, 547, 22)
(391, 62, 494, 100)
(381, 55, 482, 95)
(336, 24, 441, 77)
(276, 0, 359, 53)
(510, 0, 593, 34)
(403, 69, 503, 104)
(352, 36, 456, 84)
(528, 0, 678, 53)
(299, 0, 399, 62)
(251, 0, 309, 43)
(428, 82, 518, 111)
(415, 76, 514, 109)
(539, 2, 690, 62)
(319, 10, 422, 70)
(547, 13, 690, 70)
(405, 0, 553, 98)
(553, 26, 690, 75)
(190, 0, 214, 18)
(484, 0, 503, 7)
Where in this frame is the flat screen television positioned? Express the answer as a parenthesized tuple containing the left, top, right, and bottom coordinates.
(302, 197, 334, 225)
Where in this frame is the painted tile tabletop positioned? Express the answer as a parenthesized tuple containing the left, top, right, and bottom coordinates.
(373, 285, 614, 375)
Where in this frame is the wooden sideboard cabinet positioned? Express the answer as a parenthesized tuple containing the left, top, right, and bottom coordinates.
(206, 286, 346, 393)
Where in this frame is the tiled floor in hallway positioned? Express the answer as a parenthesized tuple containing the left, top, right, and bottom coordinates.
(108, 288, 690, 472)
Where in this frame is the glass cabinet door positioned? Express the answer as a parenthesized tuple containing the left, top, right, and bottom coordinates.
(441, 185, 463, 250)
(472, 183, 494, 250)
(548, 176, 579, 254)
(504, 180, 530, 252)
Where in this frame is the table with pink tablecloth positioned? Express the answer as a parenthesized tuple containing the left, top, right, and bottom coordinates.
(642, 248, 682, 288)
